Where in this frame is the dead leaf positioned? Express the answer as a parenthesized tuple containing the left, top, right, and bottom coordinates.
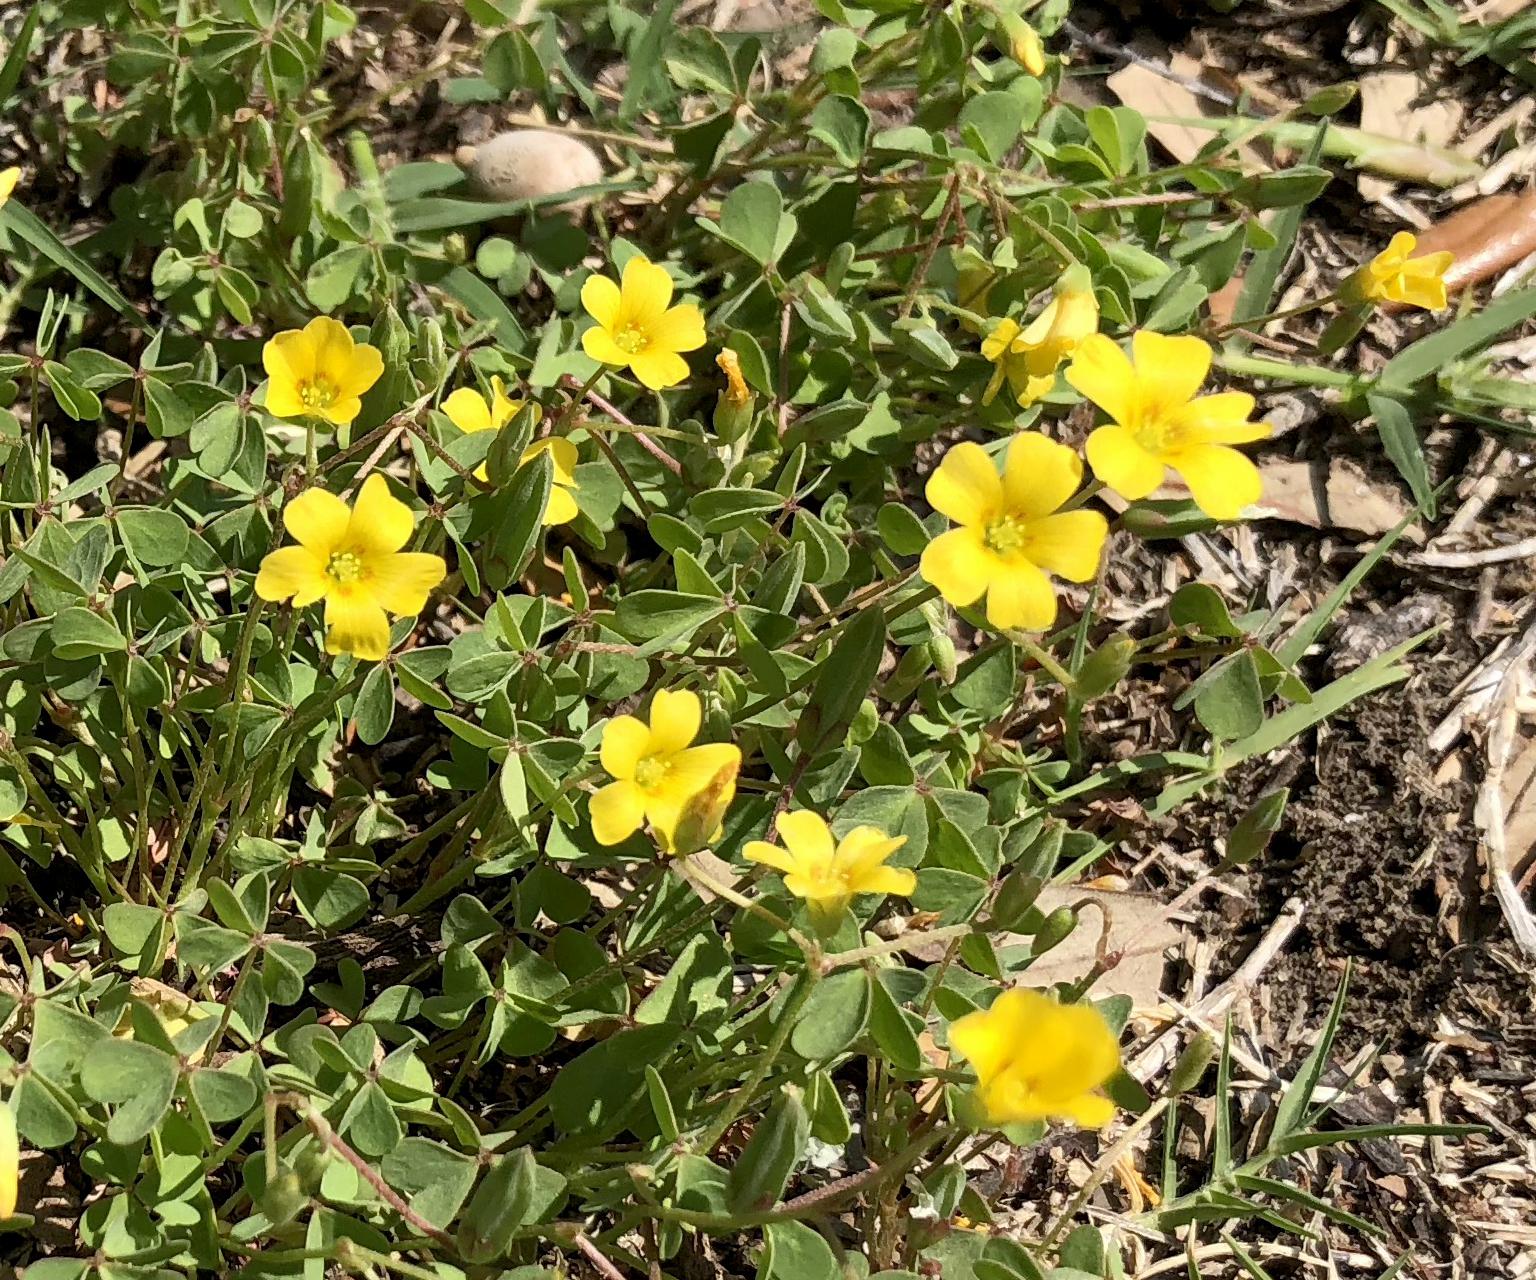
(1005, 886, 1183, 1011)
(1405, 191, 1536, 303)
(1107, 56, 1268, 171)
(1499, 729, 1536, 879)
(1247, 458, 1422, 538)
(1357, 69, 1467, 201)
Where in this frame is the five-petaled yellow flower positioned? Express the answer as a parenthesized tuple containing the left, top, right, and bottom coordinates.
(581, 255, 706, 391)
(255, 474, 447, 662)
(949, 988, 1120, 1129)
(442, 378, 580, 522)
(981, 267, 1098, 408)
(920, 434, 1107, 633)
(745, 810, 915, 929)
(1348, 231, 1453, 311)
(0, 168, 21, 210)
(0, 1099, 17, 1219)
(262, 317, 384, 426)
(1067, 332, 1270, 522)
(592, 689, 741, 853)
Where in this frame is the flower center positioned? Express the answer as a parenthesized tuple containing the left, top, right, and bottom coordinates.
(634, 755, 667, 790)
(614, 324, 649, 355)
(983, 514, 1030, 558)
(300, 375, 338, 410)
(1131, 412, 1182, 456)
(326, 550, 364, 584)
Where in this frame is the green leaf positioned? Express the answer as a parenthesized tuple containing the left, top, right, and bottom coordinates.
(79, 1038, 177, 1144)
(1379, 288, 1536, 391)
(716, 181, 788, 266)
(809, 94, 870, 164)
(791, 970, 871, 1060)
(50, 606, 126, 659)
(759, 1220, 841, 1280)
(618, 0, 683, 122)
(382, 1139, 478, 1230)
(1367, 393, 1434, 517)
(728, 1085, 809, 1212)
(613, 590, 723, 646)
(115, 508, 190, 567)
(352, 663, 395, 745)
(481, 448, 551, 591)
(44, 361, 101, 420)
(798, 608, 886, 755)
(1192, 652, 1264, 741)
(1169, 582, 1243, 638)
(959, 91, 1025, 162)
(0, 2, 42, 104)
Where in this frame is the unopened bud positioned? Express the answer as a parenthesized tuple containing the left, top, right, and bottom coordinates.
(1167, 1032, 1217, 1095)
(1032, 906, 1076, 955)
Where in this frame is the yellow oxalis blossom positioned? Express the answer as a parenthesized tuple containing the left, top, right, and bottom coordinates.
(1349, 231, 1453, 311)
(255, 474, 447, 662)
(0, 168, 21, 209)
(981, 268, 1098, 407)
(920, 434, 1107, 633)
(745, 810, 914, 927)
(950, 988, 1120, 1128)
(262, 316, 384, 426)
(581, 254, 706, 391)
(0, 1099, 16, 1219)
(1067, 331, 1270, 522)
(592, 689, 741, 853)
(442, 378, 580, 522)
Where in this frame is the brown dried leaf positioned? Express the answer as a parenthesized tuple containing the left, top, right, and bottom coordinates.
(1408, 191, 1536, 300)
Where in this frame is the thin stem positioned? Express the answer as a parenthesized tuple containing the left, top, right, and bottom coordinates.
(672, 857, 819, 965)
(821, 921, 975, 971)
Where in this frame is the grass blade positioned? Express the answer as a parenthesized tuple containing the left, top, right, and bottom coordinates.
(0, 2, 41, 105)
(1, 205, 146, 329)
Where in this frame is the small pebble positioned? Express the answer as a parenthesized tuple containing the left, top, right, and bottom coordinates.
(455, 129, 603, 208)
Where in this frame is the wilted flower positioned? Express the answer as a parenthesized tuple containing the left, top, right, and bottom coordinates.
(255, 475, 447, 662)
(716, 350, 751, 407)
(581, 254, 706, 390)
(262, 317, 384, 426)
(745, 810, 914, 929)
(1066, 331, 1270, 522)
(1347, 231, 1453, 311)
(949, 988, 1120, 1128)
(920, 434, 1107, 633)
(592, 689, 741, 853)
(981, 266, 1099, 408)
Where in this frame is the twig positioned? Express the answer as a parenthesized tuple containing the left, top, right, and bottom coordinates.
(1127, 896, 1305, 1083)
(899, 172, 963, 319)
(1428, 602, 1536, 754)
(565, 376, 684, 476)
(274, 1092, 452, 1247)
(574, 1231, 629, 1280)
(1406, 534, 1536, 568)
(1475, 655, 1536, 959)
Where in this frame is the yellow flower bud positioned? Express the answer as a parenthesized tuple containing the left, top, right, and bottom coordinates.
(0, 1100, 18, 1220)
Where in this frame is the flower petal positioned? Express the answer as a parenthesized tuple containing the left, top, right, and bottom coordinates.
(1002, 433, 1083, 519)
(1085, 425, 1165, 501)
(522, 437, 579, 486)
(255, 546, 328, 607)
(347, 474, 416, 557)
(648, 302, 707, 354)
(581, 273, 623, 330)
(263, 329, 316, 384)
(926, 442, 1003, 526)
(543, 485, 580, 525)
(282, 486, 351, 555)
(620, 255, 674, 324)
(600, 714, 651, 780)
(590, 780, 646, 846)
(442, 387, 492, 434)
(1129, 331, 1211, 417)
(337, 341, 384, 400)
(1055, 1092, 1116, 1128)
(984, 560, 1058, 633)
(0, 167, 19, 208)
(776, 810, 835, 865)
(319, 396, 364, 427)
(1170, 392, 1269, 446)
(1064, 333, 1136, 424)
(745, 840, 801, 875)
(629, 348, 691, 390)
(834, 826, 907, 878)
(1021, 510, 1107, 583)
(949, 1003, 1016, 1082)
(264, 379, 307, 420)
(1166, 443, 1263, 521)
(366, 552, 445, 616)
(647, 688, 701, 755)
(856, 865, 917, 897)
(920, 527, 993, 608)
(323, 589, 393, 661)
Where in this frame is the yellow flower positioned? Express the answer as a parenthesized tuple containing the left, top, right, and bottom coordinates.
(1003, 14, 1046, 75)
(981, 272, 1098, 408)
(1066, 331, 1270, 522)
(745, 810, 914, 927)
(262, 316, 384, 426)
(716, 350, 751, 407)
(0, 168, 21, 209)
(442, 378, 579, 521)
(1348, 230, 1453, 310)
(581, 255, 706, 391)
(919, 434, 1107, 633)
(0, 1099, 16, 1219)
(949, 988, 1120, 1129)
(255, 474, 447, 662)
(592, 689, 741, 853)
